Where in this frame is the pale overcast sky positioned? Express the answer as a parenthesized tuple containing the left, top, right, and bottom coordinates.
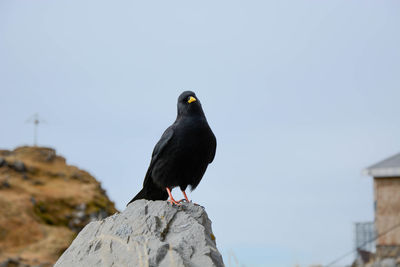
(1, 1, 400, 266)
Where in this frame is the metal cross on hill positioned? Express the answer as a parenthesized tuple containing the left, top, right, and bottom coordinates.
(26, 113, 46, 146)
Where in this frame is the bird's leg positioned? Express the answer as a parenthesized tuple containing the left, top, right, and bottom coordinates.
(178, 190, 191, 203)
(166, 187, 181, 206)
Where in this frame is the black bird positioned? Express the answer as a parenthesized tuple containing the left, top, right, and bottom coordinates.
(127, 91, 216, 205)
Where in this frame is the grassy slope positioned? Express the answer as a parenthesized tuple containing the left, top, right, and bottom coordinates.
(0, 146, 118, 266)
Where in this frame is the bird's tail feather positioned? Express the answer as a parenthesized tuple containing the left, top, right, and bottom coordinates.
(127, 188, 146, 206)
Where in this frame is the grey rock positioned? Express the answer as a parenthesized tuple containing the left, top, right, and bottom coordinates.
(76, 203, 87, 211)
(55, 200, 224, 267)
(0, 157, 6, 167)
(87, 209, 109, 223)
(0, 257, 24, 267)
(74, 210, 86, 219)
(11, 160, 26, 172)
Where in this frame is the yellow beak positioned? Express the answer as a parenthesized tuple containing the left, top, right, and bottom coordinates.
(188, 96, 197, 103)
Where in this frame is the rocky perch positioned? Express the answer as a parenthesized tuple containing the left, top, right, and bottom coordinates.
(55, 200, 224, 267)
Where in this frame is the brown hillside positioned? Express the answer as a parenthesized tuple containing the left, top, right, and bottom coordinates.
(0, 146, 118, 267)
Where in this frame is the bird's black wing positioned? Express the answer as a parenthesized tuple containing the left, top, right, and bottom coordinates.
(208, 133, 217, 163)
(143, 125, 174, 185)
(150, 126, 174, 164)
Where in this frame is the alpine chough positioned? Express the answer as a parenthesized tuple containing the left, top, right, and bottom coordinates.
(127, 91, 217, 205)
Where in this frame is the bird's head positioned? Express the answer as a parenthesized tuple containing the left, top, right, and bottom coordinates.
(177, 91, 204, 117)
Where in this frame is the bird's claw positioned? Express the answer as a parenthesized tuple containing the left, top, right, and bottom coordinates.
(168, 199, 181, 206)
(178, 198, 192, 203)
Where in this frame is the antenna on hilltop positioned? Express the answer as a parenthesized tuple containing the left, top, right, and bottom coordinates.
(25, 113, 46, 146)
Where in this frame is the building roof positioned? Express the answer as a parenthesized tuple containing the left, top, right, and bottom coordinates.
(363, 152, 400, 177)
